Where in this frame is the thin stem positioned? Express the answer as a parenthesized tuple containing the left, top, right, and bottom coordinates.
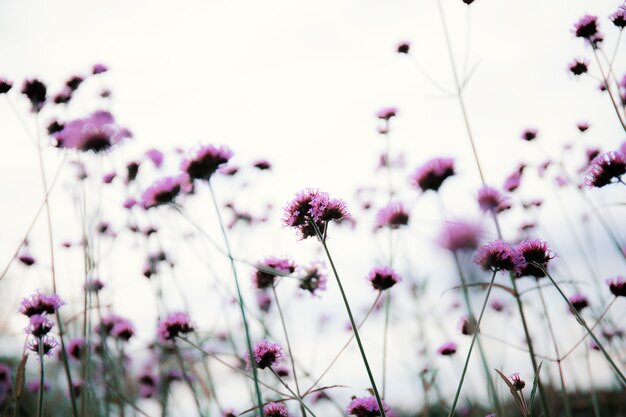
(269, 368, 318, 417)
(207, 181, 264, 415)
(173, 344, 205, 417)
(382, 291, 390, 399)
(272, 285, 306, 417)
(447, 270, 496, 417)
(312, 221, 386, 417)
(36, 338, 44, 417)
(591, 47, 626, 132)
(584, 336, 602, 417)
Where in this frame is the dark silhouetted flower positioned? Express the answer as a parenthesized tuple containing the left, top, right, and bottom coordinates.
(503, 164, 525, 192)
(607, 276, 626, 297)
(54, 111, 132, 152)
(126, 161, 140, 182)
(610, 6, 626, 29)
(18, 251, 36, 266)
(158, 312, 195, 342)
(374, 201, 409, 230)
(0, 78, 13, 94)
(573, 15, 603, 45)
(516, 239, 555, 278)
(410, 157, 455, 192)
(459, 315, 477, 335)
(68, 338, 86, 361)
(245, 339, 282, 369)
(568, 293, 589, 312)
(252, 159, 272, 170)
(396, 41, 410, 54)
(19, 291, 65, 317)
(141, 176, 186, 209)
(252, 257, 295, 289)
(520, 128, 538, 141)
(182, 145, 233, 181)
(346, 396, 393, 417)
(21, 79, 47, 112)
(474, 240, 524, 273)
(367, 266, 401, 291)
(65, 75, 84, 92)
(47, 120, 64, 135)
(568, 58, 589, 76)
(510, 373, 525, 390)
(437, 342, 457, 356)
(585, 151, 626, 187)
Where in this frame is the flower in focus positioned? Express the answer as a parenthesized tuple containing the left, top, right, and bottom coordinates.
(252, 257, 295, 289)
(182, 144, 233, 181)
(158, 312, 195, 342)
(516, 239, 555, 278)
(367, 266, 401, 291)
(21, 79, 47, 112)
(437, 342, 457, 356)
(607, 276, 626, 297)
(374, 201, 409, 230)
(282, 189, 348, 239)
(54, 111, 132, 153)
(19, 291, 65, 317)
(585, 151, 626, 188)
(437, 220, 482, 252)
(503, 164, 525, 192)
(263, 402, 291, 417)
(346, 396, 393, 417)
(410, 157, 455, 192)
(245, 339, 282, 369)
(474, 240, 524, 274)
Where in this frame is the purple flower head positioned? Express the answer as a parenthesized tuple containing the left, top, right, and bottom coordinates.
(459, 315, 478, 336)
(611, 6, 626, 29)
(28, 335, 58, 357)
(568, 58, 589, 76)
(19, 291, 65, 317)
(92, 63, 108, 75)
(376, 107, 398, 121)
(607, 276, 626, 297)
(585, 151, 626, 188)
(111, 318, 135, 341)
(65, 75, 84, 92)
(252, 159, 272, 171)
(568, 293, 589, 313)
(126, 161, 140, 183)
(520, 128, 538, 141)
(374, 201, 409, 230)
(102, 171, 116, 184)
(144, 148, 164, 168)
(158, 312, 195, 342)
(437, 341, 457, 356)
(263, 402, 291, 417)
(282, 189, 348, 239)
(367, 266, 401, 291)
(503, 164, 525, 192)
(577, 122, 590, 132)
(298, 261, 328, 295)
(123, 198, 137, 209)
(573, 15, 603, 45)
(54, 111, 132, 153)
(410, 157, 455, 192)
(25, 314, 55, 337)
(245, 339, 282, 369)
(346, 396, 393, 417)
(252, 256, 296, 289)
(96, 314, 126, 337)
(516, 239, 555, 278)
(21, 79, 47, 112)
(437, 220, 483, 252)
(182, 144, 233, 181)
(477, 186, 509, 213)
(509, 373, 526, 391)
(138, 373, 158, 398)
(141, 176, 186, 209)
(18, 251, 36, 267)
(68, 338, 86, 361)
(474, 240, 524, 273)
(396, 41, 410, 54)
(0, 78, 13, 94)
(490, 299, 505, 312)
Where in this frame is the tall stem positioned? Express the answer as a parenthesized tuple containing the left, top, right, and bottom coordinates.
(208, 182, 264, 415)
(591, 47, 626, 132)
(36, 338, 44, 417)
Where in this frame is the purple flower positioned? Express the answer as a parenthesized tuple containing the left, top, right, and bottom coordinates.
(298, 261, 327, 295)
(437, 341, 457, 356)
(520, 128, 538, 141)
(28, 335, 59, 356)
(577, 122, 590, 132)
(245, 339, 282, 369)
(573, 15, 603, 45)
(374, 201, 409, 230)
(263, 402, 291, 417)
(611, 6, 626, 29)
(257, 291, 272, 312)
(141, 176, 186, 209)
(67, 338, 86, 361)
(396, 41, 410, 54)
(182, 145, 233, 181)
(158, 312, 195, 342)
(138, 373, 158, 398)
(144, 149, 164, 168)
(490, 299, 505, 312)
(282, 189, 348, 239)
(459, 315, 478, 336)
(346, 396, 393, 417)
(608, 276, 626, 297)
(503, 164, 525, 192)
(474, 240, 524, 273)
(367, 266, 401, 291)
(54, 111, 132, 153)
(568, 58, 589, 76)
(111, 318, 135, 341)
(0, 78, 12, 94)
(252, 159, 272, 170)
(410, 157, 455, 192)
(568, 293, 589, 312)
(477, 186, 509, 213)
(437, 220, 482, 252)
(516, 239, 555, 278)
(19, 291, 65, 317)
(509, 373, 525, 390)
(103, 171, 116, 184)
(18, 251, 36, 267)
(21, 79, 47, 112)
(252, 257, 296, 289)
(585, 151, 626, 187)
(92, 63, 109, 75)
(25, 315, 55, 337)
(376, 107, 398, 121)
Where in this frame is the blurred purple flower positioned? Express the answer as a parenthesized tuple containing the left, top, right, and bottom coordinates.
(396, 41, 410, 54)
(145, 149, 164, 167)
(376, 107, 397, 121)
(585, 151, 626, 187)
(21, 79, 47, 112)
(374, 201, 409, 230)
(367, 266, 401, 291)
(263, 402, 291, 417)
(19, 291, 65, 317)
(568, 293, 589, 312)
(25, 314, 55, 337)
(28, 335, 58, 357)
(158, 312, 195, 342)
(520, 128, 538, 141)
(573, 15, 603, 45)
(510, 373, 526, 390)
(437, 220, 482, 252)
(182, 144, 233, 181)
(92, 63, 108, 74)
(0, 78, 12, 94)
(346, 396, 394, 417)
(141, 176, 186, 209)
(568, 58, 589, 76)
(410, 157, 455, 192)
(298, 261, 327, 295)
(252, 256, 296, 289)
(54, 111, 132, 153)
(611, 6, 626, 29)
(477, 186, 509, 213)
(607, 276, 626, 297)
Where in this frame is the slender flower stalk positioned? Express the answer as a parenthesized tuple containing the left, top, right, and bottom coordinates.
(36, 337, 44, 417)
(268, 368, 317, 417)
(590, 47, 626, 132)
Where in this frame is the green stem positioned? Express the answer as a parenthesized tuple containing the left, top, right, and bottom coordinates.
(36, 337, 44, 417)
(269, 368, 318, 417)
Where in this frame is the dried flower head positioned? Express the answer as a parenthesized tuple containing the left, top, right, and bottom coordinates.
(367, 266, 401, 291)
(245, 339, 282, 369)
(410, 157, 455, 192)
(374, 201, 409, 230)
(459, 315, 478, 336)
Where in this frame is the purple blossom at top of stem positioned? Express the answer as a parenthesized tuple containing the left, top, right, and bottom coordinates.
(111, 318, 136, 341)
(67, 338, 86, 361)
(516, 239, 555, 278)
(367, 266, 401, 291)
(21, 79, 47, 112)
(374, 201, 409, 230)
(263, 402, 291, 417)
(584, 151, 626, 188)
(53, 111, 132, 153)
(477, 186, 510, 213)
(181, 144, 233, 181)
(474, 240, 525, 274)
(509, 373, 526, 391)
(157, 312, 195, 342)
(568, 293, 589, 313)
(19, 291, 65, 317)
(252, 256, 296, 289)
(144, 148, 164, 168)
(141, 176, 188, 209)
(607, 276, 626, 297)
(0, 78, 12, 94)
(568, 58, 589, 76)
(244, 339, 282, 370)
(92, 63, 108, 74)
(28, 335, 58, 357)
(572, 15, 603, 46)
(520, 128, 538, 141)
(282, 188, 348, 239)
(298, 261, 327, 295)
(346, 396, 394, 417)
(25, 314, 55, 338)
(396, 41, 410, 54)
(437, 220, 483, 252)
(409, 157, 455, 192)
(610, 5, 626, 29)
(376, 107, 398, 121)
(252, 159, 272, 170)
(577, 121, 590, 132)
(437, 341, 458, 356)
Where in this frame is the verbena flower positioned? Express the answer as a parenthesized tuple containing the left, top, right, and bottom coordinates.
(92, 63, 108, 74)
(474, 240, 524, 273)
(346, 396, 393, 417)
(54, 111, 132, 153)
(585, 151, 626, 187)
(298, 261, 327, 295)
(607, 276, 626, 297)
(459, 315, 477, 336)
(520, 128, 538, 141)
(503, 164, 525, 192)
(158, 312, 195, 342)
(437, 341, 457, 356)
(141, 176, 187, 209)
(245, 339, 282, 369)
(25, 314, 55, 337)
(516, 239, 555, 278)
(111, 318, 136, 341)
(568, 58, 589, 76)
(396, 41, 410, 54)
(374, 201, 409, 230)
(568, 293, 589, 312)
(282, 189, 348, 239)
(19, 291, 65, 317)
(573, 15, 603, 46)
(610, 6, 626, 29)
(409, 157, 455, 192)
(67, 338, 86, 361)
(509, 373, 525, 390)
(376, 107, 397, 121)
(252, 257, 295, 289)
(437, 220, 482, 252)
(252, 159, 272, 170)
(263, 402, 291, 417)
(182, 144, 233, 181)
(577, 121, 590, 132)
(367, 266, 401, 291)
(28, 335, 58, 357)
(21, 79, 47, 112)
(477, 187, 509, 213)
(0, 78, 12, 94)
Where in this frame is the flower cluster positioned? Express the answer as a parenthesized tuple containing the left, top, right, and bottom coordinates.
(245, 339, 282, 369)
(54, 111, 132, 153)
(252, 257, 296, 289)
(282, 189, 348, 239)
(157, 312, 195, 342)
(182, 144, 233, 181)
(19, 290, 64, 357)
(409, 157, 455, 192)
(346, 396, 394, 417)
(367, 266, 401, 291)
(585, 151, 626, 188)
